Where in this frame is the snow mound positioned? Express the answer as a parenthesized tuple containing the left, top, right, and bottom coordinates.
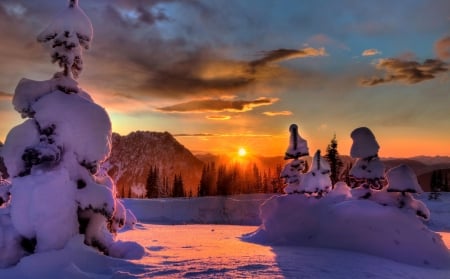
(243, 193, 450, 268)
(0, 235, 143, 279)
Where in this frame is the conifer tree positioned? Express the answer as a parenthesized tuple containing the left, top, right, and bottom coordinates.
(324, 134, 343, 185)
(146, 165, 160, 198)
(172, 174, 185, 197)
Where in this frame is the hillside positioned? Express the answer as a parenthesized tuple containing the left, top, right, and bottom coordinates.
(107, 131, 203, 198)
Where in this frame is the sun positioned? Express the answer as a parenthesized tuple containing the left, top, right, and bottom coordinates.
(237, 147, 247, 157)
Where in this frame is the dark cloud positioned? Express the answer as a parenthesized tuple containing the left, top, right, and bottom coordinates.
(138, 47, 325, 99)
(249, 48, 326, 69)
(157, 97, 278, 113)
(361, 58, 448, 86)
(435, 35, 450, 60)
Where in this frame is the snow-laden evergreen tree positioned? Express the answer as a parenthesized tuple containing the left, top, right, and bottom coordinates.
(348, 127, 386, 199)
(280, 124, 309, 194)
(37, 0, 92, 81)
(302, 150, 333, 197)
(384, 164, 430, 220)
(0, 0, 143, 267)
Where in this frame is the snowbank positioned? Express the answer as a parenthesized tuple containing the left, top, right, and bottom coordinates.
(122, 194, 272, 225)
(0, 235, 143, 279)
(243, 193, 450, 268)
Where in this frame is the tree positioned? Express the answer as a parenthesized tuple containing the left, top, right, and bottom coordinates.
(324, 134, 343, 186)
(37, 0, 92, 81)
(0, 0, 143, 266)
(146, 165, 160, 198)
(172, 174, 185, 197)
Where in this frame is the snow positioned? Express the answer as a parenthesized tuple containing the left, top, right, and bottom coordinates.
(350, 127, 380, 158)
(280, 159, 304, 194)
(284, 123, 309, 159)
(386, 164, 424, 193)
(2, 119, 40, 178)
(33, 91, 112, 168)
(0, 194, 449, 278)
(349, 156, 385, 180)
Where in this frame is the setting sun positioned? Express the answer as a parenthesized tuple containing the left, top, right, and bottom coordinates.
(238, 147, 247, 157)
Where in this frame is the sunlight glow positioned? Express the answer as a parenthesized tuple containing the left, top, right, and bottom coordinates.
(238, 147, 247, 157)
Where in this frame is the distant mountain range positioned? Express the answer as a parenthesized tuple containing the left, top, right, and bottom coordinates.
(1, 133, 449, 194)
(196, 153, 450, 192)
(107, 131, 203, 198)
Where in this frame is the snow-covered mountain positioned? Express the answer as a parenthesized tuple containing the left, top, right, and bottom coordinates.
(107, 131, 203, 198)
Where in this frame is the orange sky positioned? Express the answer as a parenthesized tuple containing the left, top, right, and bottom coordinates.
(0, 1, 449, 158)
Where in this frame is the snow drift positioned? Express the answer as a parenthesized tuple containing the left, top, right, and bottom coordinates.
(243, 192, 450, 268)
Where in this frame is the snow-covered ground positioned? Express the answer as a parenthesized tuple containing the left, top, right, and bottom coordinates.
(0, 193, 449, 278)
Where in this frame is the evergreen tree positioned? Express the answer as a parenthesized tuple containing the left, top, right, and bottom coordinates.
(429, 170, 442, 200)
(198, 164, 210, 196)
(324, 134, 343, 185)
(160, 176, 170, 198)
(216, 164, 232, 196)
(146, 165, 159, 198)
(271, 164, 285, 193)
(172, 174, 185, 197)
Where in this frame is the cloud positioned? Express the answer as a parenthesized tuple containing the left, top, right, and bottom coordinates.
(263, 111, 292, 116)
(435, 35, 450, 60)
(0, 91, 13, 101)
(361, 58, 448, 86)
(307, 34, 349, 50)
(250, 47, 326, 69)
(157, 97, 278, 113)
(173, 133, 216, 137)
(206, 115, 231, 120)
(138, 47, 326, 99)
(362, 49, 381, 56)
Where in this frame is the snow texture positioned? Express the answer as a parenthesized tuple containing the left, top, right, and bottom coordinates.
(37, 0, 93, 79)
(2, 119, 40, 178)
(0, 194, 449, 278)
(302, 150, 332, 195)
(280, 159, 305, 194)
(350, 127, 380, 158)
(386, 164, 424, 193)
(0, 0, 141, 268)
(33, 91, 112, 168)
(244, 193, 450, 268)
(284, 124, 309, 159)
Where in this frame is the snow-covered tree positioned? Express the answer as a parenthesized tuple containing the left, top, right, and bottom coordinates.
(302, 150, 333, 197)
(348, 127, 386, 199)
(385, 164, 430, 220)
(0, 0, 143, 267)
(280, 124, 309, 194)
(37, 0, 92, 81)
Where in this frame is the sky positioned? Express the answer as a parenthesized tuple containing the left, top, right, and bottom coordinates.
(0, 0, 449, 158)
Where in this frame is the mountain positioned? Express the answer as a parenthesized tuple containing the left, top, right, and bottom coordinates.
(107, 131, 203, 198)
